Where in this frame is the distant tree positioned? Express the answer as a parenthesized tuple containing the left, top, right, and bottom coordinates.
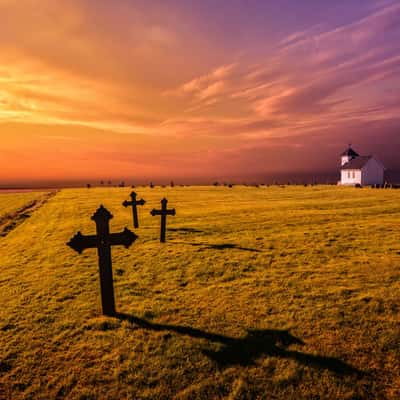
(100, 180, 104, 186)
(150, 182, 154, 188)
(213, 182, 219, 186)
(86, 183, 91, 189)
(170, 181, 174, 187)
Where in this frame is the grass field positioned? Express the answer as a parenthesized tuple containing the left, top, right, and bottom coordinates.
(0, 191, 50, 218)
(0, 186, 399, 399)
(0, 191, 54, 238)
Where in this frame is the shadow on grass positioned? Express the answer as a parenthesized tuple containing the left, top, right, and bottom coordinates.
(116, 312, 361, 376)
(172, 241, 261, 252)
(168, 227, 204, 233)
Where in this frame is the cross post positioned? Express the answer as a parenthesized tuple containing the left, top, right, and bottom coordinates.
(150, 198, 176, 242)
(67, 205, 138, 316)
(123, 191, 146, 228)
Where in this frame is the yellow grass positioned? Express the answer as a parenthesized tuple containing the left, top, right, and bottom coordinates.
(0, 186, 399, 399)
(0, 191, 50, 218)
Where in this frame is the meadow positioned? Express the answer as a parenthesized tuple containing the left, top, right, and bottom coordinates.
(0, 186, 399, 399)
(0, 191, 51, 220)
(0, 191, 54, 238)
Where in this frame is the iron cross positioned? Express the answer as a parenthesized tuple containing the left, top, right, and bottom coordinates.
(122, 191, 146, 228)
(150, 198, 176, 242)
(67, 205, 138, 316)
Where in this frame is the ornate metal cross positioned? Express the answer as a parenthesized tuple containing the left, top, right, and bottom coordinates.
(67, 205, 138, 316)
(122, 191, 146, 228)
(150, 198, 176, 243)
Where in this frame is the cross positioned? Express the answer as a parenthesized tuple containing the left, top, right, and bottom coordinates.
(122, 191, 146, 228)
(67, 205, 138, 316)
(150, 198, 176, 243)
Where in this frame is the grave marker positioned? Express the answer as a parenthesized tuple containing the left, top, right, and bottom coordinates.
(150, 198, 176, 242)
(123, 191, 146, 228)
(67, 205, 137, 316)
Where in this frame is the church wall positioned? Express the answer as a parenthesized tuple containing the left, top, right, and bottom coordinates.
(361, 159, 384, 185)
(341, 169, 362, 185)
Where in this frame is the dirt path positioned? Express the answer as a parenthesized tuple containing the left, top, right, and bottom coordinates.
(0, 191, 57, 237)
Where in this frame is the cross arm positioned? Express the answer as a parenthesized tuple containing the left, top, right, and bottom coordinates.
(109, 227, 138, 248)
(67, 232, 98, 254)
(166, 209, 176, 216)
(150, 209, 162, 216)
(123, 199, 145, 207)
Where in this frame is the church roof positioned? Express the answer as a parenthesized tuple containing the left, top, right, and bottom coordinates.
(341, 156, 372, 170)
(341, 147, 359, 157)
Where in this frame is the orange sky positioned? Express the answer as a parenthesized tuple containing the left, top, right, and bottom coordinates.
(1, 0, 400, 185)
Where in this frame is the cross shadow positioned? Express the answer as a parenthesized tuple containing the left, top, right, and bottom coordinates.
(168, 227, 204, 233)
(115, 313, 361, 376)
(171, 241, 261, 252)
(206, 243, 260, 252)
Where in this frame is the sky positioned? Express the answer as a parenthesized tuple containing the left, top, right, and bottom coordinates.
(1, 0, 400, 185)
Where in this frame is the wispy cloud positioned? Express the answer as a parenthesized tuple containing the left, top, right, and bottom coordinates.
(167, 1, 400, 141)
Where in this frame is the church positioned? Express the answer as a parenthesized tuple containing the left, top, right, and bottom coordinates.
(339, 146, 385, 186)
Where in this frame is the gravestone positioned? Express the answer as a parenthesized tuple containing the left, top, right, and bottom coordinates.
(123, 192, 146, 228)
(150, 198, 176, 243)
(67, 205, 137, 316)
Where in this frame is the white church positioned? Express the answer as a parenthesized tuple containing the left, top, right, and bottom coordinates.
(339, 146, 385, 186)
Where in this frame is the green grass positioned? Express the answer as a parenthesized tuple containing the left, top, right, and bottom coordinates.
(0, 186, 399, 399)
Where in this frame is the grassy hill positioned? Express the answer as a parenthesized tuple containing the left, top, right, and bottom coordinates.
(0, 186, 399, 399)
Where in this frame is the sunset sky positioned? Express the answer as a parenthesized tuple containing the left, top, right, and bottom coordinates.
(1, 0, 400, 185)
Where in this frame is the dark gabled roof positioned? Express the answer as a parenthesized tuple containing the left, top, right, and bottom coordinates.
(341, 147, 359, 157)
(341, 156, 372, 170)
